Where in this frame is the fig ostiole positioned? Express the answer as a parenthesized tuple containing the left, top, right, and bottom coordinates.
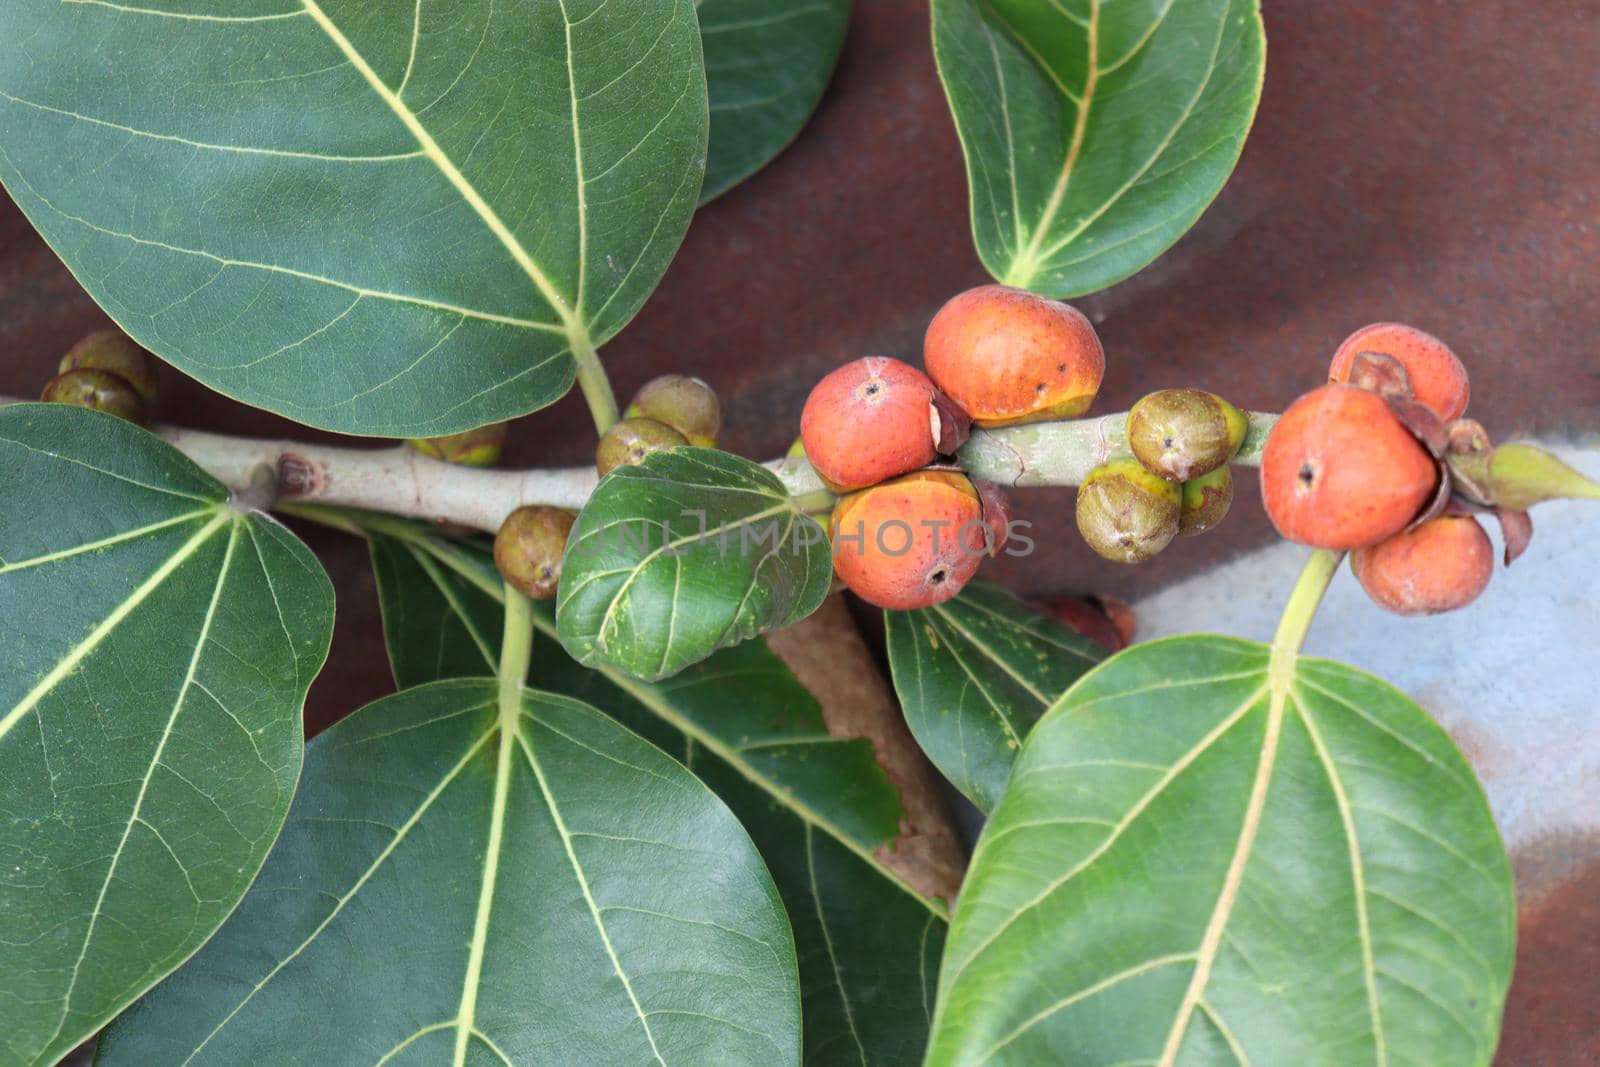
(494, 506, 577, 600)
(1126, 387, 1248, 482)
(596, 417, 688, 477)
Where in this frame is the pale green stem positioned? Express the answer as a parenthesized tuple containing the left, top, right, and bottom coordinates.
(498, 583, 535, 729)
(960, 411, 1278, 489)
(789, 488, 837, 516)
(1269, 548, 1344, 677)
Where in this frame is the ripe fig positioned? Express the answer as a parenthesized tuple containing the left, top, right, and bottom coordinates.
(1260, 384, 1437, 550)
(1179, 466, 1233, 536)
(59, 329, 159, 405)
(596, 417, 687, 476)
(1329, 322, 1469, 422)
(1351, 515, 1493, 616)
(407, 422, 508, 467)
(40, 368, 147, 424)
(924, 284, 1104, 427)
(800, 356, 940, 491)
(1076, 458, 1181, 563)
(1126, 388, 1248, 482)
(830, 470, 988, 610)
(625, 374, 721, 447)
(494, 506, 577, 600)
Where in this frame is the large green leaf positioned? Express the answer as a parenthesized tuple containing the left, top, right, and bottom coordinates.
(698, 0, 851, 202)
(0, 404, 332, 1066)
(885, 580, 1103, 813)
(927, 635, 1516, 1066)
(368, 529, 949, 1064)
(0, 0, 707, 436)
(558, 448, 832, 681)
(933, 0, 1265, 296)
(99, 679, 801, 1064)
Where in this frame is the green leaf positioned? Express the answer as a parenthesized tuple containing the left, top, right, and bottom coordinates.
(558, 449, 832, 681)
(370, 532, 502, 689)
(926, 635, 1516, 1066)
(932, 0, 1265, 296)
(0, 0, 708, 436)
(98, 679, 801, 1064)
(885, 580, 1103, 813)
(367, 529, 949, 1063)
(698, 0, 851, 202)
(0, 404, 333, 1067)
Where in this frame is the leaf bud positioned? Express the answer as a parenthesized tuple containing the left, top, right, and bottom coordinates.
(1447, 442, 1600, 511)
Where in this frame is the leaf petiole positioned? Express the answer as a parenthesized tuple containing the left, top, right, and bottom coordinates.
(570, 328, 620, 436)
(1269, 548, 1343, 679)
(498, 584, 537, 729)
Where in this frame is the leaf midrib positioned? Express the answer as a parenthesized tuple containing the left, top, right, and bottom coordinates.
(402, 532, 948, 920)
(1154, 678, 1286, 1065)
(41, 518, 242, 1059)
(991, 0, 1232, 286)
(298, 0, 582, 340)
(0, 511, 232, 746)
(515, 725, 668, 1064)
(182, 713, 497, 1064)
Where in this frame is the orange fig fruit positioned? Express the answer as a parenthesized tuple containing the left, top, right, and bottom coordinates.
(924, 284, 1104, 427)
(1329, 322, 1469, 422)
(829, 470, 988, 610)
(800, 356, 940, 491)
(1260, 384, 1438, 550)
(1351, 515, 1493, 616)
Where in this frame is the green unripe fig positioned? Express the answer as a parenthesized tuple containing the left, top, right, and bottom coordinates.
(1179, 466, 1233, 536)
(40, 368, 147, 424)
(58, 330, 159, 405)
(407, 422, 508, 467)
(596, 417, 687, 476)
(625, 374, 721, 447)
(1126, 388, 1248, 482)
(1076, 458, 1181, 563)
(494, 506, 576, 600)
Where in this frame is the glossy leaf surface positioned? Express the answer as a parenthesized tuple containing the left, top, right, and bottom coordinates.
(0, 0, 707, 435)
(0, 404, 332, 1066)
(698, 0, 851, 202)
(927, 636, 1515, 1066)
(933, 0, 1265, 296)
(369, 530, 948, 1064)
(99, 680, 801, 1064)
(885, 580, 1102, 813)
(558, 449, 832, 681)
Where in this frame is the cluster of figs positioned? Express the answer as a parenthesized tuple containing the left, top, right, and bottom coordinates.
(36, 297, 1596, 622)
(1262, 323, 1568, 616)
(798, 284, 1255, 610)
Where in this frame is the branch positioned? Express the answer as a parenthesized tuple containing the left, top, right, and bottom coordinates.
(0, 396, 1276, 532)
(960, 411, 1277, 487)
